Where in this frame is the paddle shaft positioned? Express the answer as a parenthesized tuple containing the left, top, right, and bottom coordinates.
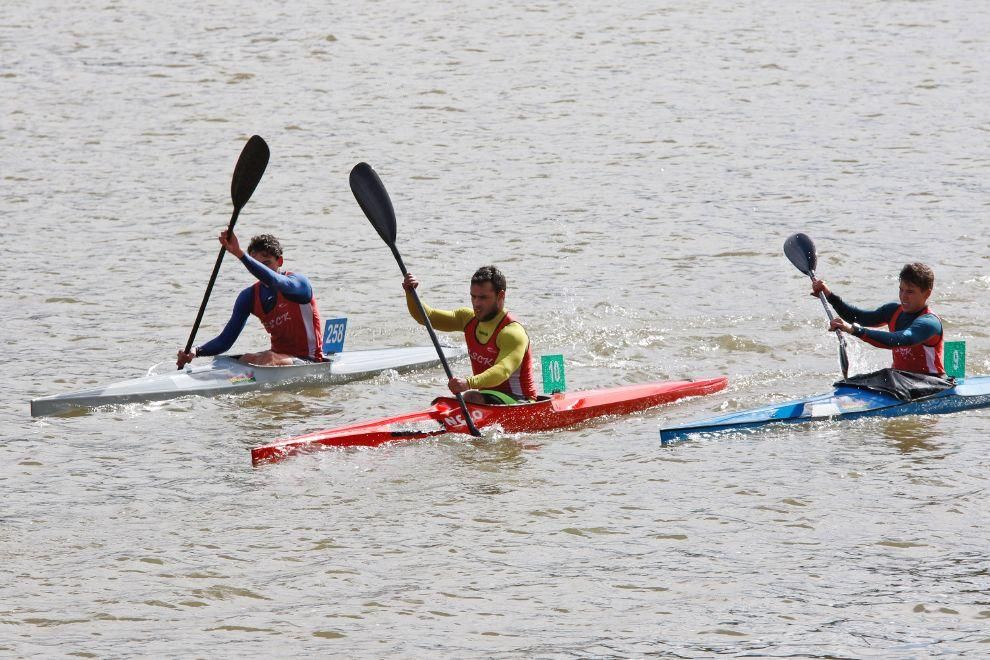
(178, 135, 269, 369)
(393, 247, 482, 436)
(808, 269, 850, 378)
(394, 253, 453, 379)
(181, 212, 239, 361)
(347, 161, 479, 436)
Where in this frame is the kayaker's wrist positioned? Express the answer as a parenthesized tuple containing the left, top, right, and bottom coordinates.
(851, 323, 863, 337)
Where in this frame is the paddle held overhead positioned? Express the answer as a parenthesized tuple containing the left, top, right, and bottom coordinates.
(348, 162, 481, 436)
(180, 135, 271, 368)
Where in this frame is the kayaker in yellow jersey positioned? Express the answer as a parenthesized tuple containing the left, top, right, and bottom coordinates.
(402, 265, 538, 404)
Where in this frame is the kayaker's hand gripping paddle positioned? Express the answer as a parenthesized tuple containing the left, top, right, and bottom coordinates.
(349, 162, 482, 437)
(784, 232, 850, 379)
(181, 135, 271, 368)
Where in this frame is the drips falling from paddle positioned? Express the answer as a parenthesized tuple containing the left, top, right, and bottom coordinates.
(349, 162, 482, 437)
(784, 232, 850, 379)
(180, 135, 271, 369)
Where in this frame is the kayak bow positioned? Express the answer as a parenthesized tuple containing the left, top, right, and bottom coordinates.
(252, 377, 728, 465)
(659, 376, 990, 444)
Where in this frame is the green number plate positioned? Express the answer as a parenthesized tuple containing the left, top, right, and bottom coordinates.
(541, 354, 566, 394)
(944, 340, 965, 379)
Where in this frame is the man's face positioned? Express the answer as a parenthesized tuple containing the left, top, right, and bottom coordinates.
(899, 280, 931, 313)
(250, 250, 282, 272)
(470, 281, 504, 322)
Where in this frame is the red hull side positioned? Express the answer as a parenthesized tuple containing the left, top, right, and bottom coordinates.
(249, 405, 452, 465)
(251, 378, 727, 465)
(447, 378, 729, 433)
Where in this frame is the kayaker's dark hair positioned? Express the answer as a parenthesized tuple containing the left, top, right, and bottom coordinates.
(472, 265, 506, 293)
(900, 262, 934, 291)
(248, 234, 283, 259)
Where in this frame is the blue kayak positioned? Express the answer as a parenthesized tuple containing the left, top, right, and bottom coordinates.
(660, 375, 990, 445)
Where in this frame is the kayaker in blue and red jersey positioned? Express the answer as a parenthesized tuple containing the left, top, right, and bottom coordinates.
(402, 265, 537, 404)
(176, 231, 323, 368)
(811, 262, 944, 375)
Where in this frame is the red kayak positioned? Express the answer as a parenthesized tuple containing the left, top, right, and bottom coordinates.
(251, 378, 728, 465)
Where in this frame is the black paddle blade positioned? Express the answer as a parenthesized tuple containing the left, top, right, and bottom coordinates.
(784, 232, 817, 276)
(230, 135, 270, 210)
(349, 162, 397, 246)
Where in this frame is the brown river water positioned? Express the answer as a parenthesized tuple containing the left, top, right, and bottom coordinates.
(3, 1, 990, 657)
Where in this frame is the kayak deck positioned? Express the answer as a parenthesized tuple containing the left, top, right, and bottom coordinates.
(659, 375, 990, 444)
(30, 345, 466, 417)
(252, 377, 728, 465)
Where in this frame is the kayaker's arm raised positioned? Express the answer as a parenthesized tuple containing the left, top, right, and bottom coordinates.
(402, 273, 472, 332)
(224, 230, 314, 304)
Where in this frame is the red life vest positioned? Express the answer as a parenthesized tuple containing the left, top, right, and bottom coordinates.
(464, 311, 537, 399)
(862, 305, 943, 375)
(251, 277, 323, 361)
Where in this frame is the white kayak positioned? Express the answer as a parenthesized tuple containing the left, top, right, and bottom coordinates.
(30, 345, 466, 417)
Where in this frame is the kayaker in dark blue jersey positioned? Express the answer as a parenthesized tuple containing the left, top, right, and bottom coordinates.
(811, 262, 945, 375)
(176, 231, 323, 368)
